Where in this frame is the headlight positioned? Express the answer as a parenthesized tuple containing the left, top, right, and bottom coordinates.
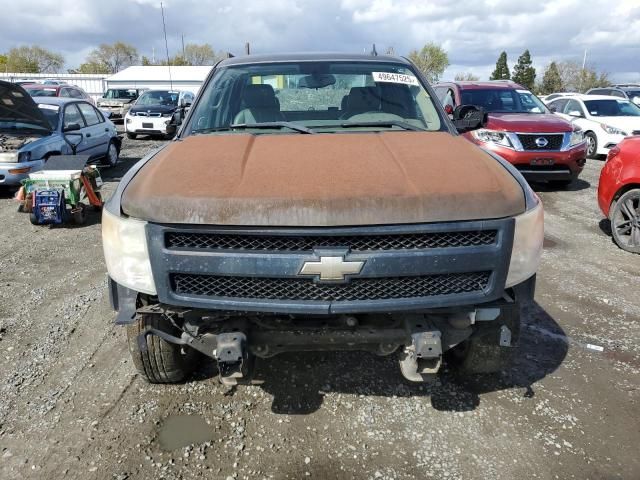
(600, 123, 627, 136)
(568, 128, 584, 147)
(0, 152, 19, 163)
(505, 199, 544, 288)
(18, 151, 32, 162)
(472, 129, 514, 148)
(102, 208, 156, 295)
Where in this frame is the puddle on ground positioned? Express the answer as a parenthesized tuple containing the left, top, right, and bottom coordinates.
(157, 414, 217, 451)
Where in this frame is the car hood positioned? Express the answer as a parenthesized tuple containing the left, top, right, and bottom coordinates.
(129, 104, 176, 115)
(486, 113, 573, 133)
(594, 116, 640, 132)
(0, 81, 52, 133)
(121, 132, 526, 226)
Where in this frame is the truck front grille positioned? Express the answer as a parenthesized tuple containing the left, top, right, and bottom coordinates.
(165, 230, 498, 252)
(171, 272, 491, 302)
(517, 134, 564, 150)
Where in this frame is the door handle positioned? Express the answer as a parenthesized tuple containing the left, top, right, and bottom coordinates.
(86, 133, 92, 138)
(104, 128, 109, 132)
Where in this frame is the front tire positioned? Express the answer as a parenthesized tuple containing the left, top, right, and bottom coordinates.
(101, 141, 119, 167)
(610, 188, 640, 254)
(585, 132, 598, 159)
(126, 313, 198, 383)
(126, 132, 137, 140)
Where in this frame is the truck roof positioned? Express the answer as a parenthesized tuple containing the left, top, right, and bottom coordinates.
(218, 52, 413, 67)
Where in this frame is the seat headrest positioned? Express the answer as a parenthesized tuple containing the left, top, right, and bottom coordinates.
(347, 86, 381, 111)
(242, 84, 278, 108)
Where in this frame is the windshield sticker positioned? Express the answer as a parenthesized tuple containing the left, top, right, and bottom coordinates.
(38, 104, 59, 111)
(516, 89, 531, 94)
(372, 72, 419, 86)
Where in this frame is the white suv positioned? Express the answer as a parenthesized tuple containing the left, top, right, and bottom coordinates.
(124, 90, 194, 139)
(548, 95, 640, 158)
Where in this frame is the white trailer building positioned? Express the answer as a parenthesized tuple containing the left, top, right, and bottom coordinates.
(0, 72, 109, 101)
(105, 66, 212, 95)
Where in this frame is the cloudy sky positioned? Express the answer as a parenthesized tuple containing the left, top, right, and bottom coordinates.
(2, 0, 639, 81)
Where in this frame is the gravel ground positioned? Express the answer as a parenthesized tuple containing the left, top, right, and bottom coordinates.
(0, 133, 638, 480)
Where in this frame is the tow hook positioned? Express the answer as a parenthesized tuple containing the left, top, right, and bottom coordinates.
(214, 332, 253, 386)
(399, 330, 443, 383)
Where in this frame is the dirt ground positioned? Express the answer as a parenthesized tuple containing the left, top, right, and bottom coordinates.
(0, 133, 638, 480)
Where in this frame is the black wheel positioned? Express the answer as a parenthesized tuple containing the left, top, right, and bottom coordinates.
(72, 202, 87, 225)
(101, 140, 119, 167)
(611, 188, 640, 254)
(126, 132, 137, 140)
(29, 212, 38, 225)
(585, 132, 598, 159)
(126, 313, 198, 383)
(446, 307, 520, 374)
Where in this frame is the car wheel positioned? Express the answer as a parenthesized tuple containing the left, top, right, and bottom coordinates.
(611, 188, 640, 254)
(585, 132, 598, 159)
(101, 141, 119, 167)
(126, 313, 198, 383)
(126, 132, 137, 140)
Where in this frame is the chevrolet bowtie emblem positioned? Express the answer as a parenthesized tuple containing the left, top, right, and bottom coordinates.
(299, 256, 365, 282)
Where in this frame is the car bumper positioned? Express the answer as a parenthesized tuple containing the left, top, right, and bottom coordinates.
(125, 116, 171, 135)
(0, 159, 45, 186)
(477, 141, 587, 182)
(596, 132, 626, 156)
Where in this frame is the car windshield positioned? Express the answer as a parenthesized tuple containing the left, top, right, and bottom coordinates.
(186, 61, 443, 135)
(136, 91, 178, 106)
(24, 87, 58, 97)
(584, 99, 640, 117)
(104, 89, 138, 100)
(623, 90, 640, 98)
(36, 104, 60, 129)
(459, 88, 548, 114)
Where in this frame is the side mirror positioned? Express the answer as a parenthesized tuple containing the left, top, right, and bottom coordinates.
(568, 110, 583, 118)
(452, 105, 487, 133)
(444, 104, 454, 115)
(64, 123, 81, 132)
(549, 106, 557, 113)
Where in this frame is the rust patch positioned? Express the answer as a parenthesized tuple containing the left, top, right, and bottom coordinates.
(121, 132, 526, 226)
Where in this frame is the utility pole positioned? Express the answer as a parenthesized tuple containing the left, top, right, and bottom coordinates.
(182, 34, 185, 58)
(245, 42, 250, 55)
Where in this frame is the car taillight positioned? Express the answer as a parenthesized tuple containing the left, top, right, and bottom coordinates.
(607, 145, 621, 162)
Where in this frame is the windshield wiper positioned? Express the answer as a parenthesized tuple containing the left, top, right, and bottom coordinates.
(230, 122, 315, 134)
(192, 122, 315, 135)
(339, 121, 425, 132)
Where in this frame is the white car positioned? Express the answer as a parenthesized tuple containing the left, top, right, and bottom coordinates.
(548, 95, 640, 158)
(542, 92, 580, 105)
(124, 89, 194, 139)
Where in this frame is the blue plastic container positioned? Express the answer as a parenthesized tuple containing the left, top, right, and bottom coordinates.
(33, 189, 66, 225)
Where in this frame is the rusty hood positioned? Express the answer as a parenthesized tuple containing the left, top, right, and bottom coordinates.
(120, 132, 526, 226)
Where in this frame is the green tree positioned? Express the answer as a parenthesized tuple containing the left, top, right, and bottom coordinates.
(557, 60, 610, 92)
(86, 42, 138, 74)
(4, 45, 64, 73)
(408, 43, 450, 83)
(512, 50, 536, 89)
(0, 54, 7, 72)
(540, 62, 563, 94)
(69, 61, 111, 74)
(490, 51, 510, 80)
(454, 72, 480, 81)
(183, 43, 221, 65)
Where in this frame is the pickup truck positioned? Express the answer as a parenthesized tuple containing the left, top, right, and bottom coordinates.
(102, 53, 543, 385)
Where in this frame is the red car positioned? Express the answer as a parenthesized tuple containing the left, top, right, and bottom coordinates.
(598, 137, 640, 253)
(434, 81, 587, 187)
(22, 83, 94, 105)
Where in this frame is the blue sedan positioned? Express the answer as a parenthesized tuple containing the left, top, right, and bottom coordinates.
(0, 81, 121, 187)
